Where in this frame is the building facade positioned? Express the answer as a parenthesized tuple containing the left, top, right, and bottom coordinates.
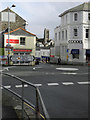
(54, 2, 90, 63)
(1, 27, 36, 65)
(0, 8, 26, 32)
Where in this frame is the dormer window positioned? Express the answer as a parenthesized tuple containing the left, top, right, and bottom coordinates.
(74, 13, 78, 21)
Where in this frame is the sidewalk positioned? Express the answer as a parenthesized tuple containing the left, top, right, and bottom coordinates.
(2, 90, 35, 120)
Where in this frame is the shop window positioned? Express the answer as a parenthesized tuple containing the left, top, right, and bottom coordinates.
(14, 53, 18, 55)
(72, 54, 79, 59)
(20, 37, 25, 45)
(25, 53, 30, 55)
(20, 53, 24, 55)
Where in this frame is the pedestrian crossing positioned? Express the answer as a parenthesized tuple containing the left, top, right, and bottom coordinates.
(1, 81, 90, 89)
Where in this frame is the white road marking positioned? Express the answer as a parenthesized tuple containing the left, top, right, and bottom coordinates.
(56, 68, 78, 71)
(15, 84, 28, 88)
(4, 86, 11, 89)
(77, 82, 90, 85)
(63, 72, 77, 75)
(62, 82, 74, 85)
(33, 67, 42, 70)
(47, 83, 59, 86)
(34, 84, 42, 87)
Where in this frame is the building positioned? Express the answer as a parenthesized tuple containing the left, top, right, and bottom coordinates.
(0, 7, 36, 65)
(44, 28, 49, 44)
(0, 27, 36, 65)
(54, 2, 90, 64)
(35, 28, 54, 62)
(0, 8, 27, 32)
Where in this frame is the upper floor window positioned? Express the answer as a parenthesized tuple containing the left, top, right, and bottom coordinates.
(88, 13, 90, 21)
(20, 37, 25, 45)
(59, 32, 60, 40)
(55, 33, 57, 41)
(74, 29, 78, 36)
(62, 31, 64, 40)
(74, 13, 78, 21)
(86, 29, 89, 38)
(66, 30, 67, 40)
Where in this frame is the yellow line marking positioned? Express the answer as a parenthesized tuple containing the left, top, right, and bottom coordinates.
(24, 102, 45, 120)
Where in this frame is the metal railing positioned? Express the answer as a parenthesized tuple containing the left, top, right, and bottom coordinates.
(1, 72, 50, 120)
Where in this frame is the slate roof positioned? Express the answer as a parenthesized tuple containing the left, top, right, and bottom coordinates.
(59, 2, 90, 17)
(5, 27, 36, 36)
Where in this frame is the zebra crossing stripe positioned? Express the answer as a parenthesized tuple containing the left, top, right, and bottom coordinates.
(62, 82, 74, 85)
(47, 83, 59, 86)
(77, 82, 90, 85)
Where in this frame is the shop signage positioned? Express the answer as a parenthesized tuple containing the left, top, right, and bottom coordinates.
(6, 39, 19, 44)
(13, 49, 32, 52)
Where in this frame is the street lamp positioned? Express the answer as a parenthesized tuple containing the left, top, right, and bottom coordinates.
(8, 4, 16, 65)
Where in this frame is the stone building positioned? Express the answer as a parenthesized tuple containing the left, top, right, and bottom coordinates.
(0, 8, 26, 32)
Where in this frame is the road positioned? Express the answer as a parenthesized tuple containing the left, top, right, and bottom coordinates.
(2, 63, 89, 119)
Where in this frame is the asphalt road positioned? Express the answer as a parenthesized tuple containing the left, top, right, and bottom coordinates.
(2, 63, 89, 119)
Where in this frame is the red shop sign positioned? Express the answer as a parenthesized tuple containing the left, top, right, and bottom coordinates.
(13, 49, 32, 52)
(6, 39, 19, 44)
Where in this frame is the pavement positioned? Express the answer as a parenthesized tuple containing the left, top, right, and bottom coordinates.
(2, 90, 35, 120)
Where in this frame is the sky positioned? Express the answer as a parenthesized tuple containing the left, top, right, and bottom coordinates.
(0, 0, 89, 39)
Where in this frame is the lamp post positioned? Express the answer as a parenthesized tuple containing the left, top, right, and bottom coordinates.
(8, 4, 16, 66)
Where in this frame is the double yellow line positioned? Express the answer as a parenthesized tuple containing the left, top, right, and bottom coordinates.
(24, 102, 45, 120)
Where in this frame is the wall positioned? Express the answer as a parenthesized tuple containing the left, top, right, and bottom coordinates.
(4, 34, 36, 56)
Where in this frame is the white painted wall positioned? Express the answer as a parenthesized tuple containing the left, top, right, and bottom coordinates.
(55, 9, 90, 63)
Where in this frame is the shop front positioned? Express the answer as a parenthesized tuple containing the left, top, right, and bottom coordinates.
(86, 49, 90, 62)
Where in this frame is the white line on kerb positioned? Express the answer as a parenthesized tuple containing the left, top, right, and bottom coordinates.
(15, 84, 28, 88)
(47, 83, 59, 86)
(77, 82, 90, 85)
(62, 82, 74, 85)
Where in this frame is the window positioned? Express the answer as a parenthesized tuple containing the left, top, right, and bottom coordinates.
(74, 29, 78, 36)
(62, 31, 64, 40)
(86, 29, 89, 38)
(14, 53, 18, 55)
(20, 53, 24, 55)
(88, 13, 90, 21)
(74, 13, 78, 21)
(59, 32, 60, 40)
(20, 37, 25, 45)
(66, 30, 67, 40)
(72, 54, 79, 59)
(55, 33, 57, 41)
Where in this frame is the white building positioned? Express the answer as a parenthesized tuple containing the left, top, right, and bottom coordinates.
(54, 2, 90, 64)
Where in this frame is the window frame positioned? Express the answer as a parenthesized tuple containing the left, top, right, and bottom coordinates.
(20, 37, 26, 45)
(88, 13, 90, 21)
(86, 29, 89, 38)
(74, 28, 78, 37)
(74, 13, 78, 21)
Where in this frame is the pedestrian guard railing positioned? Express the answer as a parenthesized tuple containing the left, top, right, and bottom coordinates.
(0, 72, 50, 120)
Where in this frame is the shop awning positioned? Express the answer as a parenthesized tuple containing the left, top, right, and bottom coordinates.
(42, 56, 50, 58)
(86, 49, 90, 54)
(71, 49, 79, 54)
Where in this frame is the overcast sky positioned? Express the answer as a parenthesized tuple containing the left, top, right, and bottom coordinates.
(0, 0, 89, 39)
